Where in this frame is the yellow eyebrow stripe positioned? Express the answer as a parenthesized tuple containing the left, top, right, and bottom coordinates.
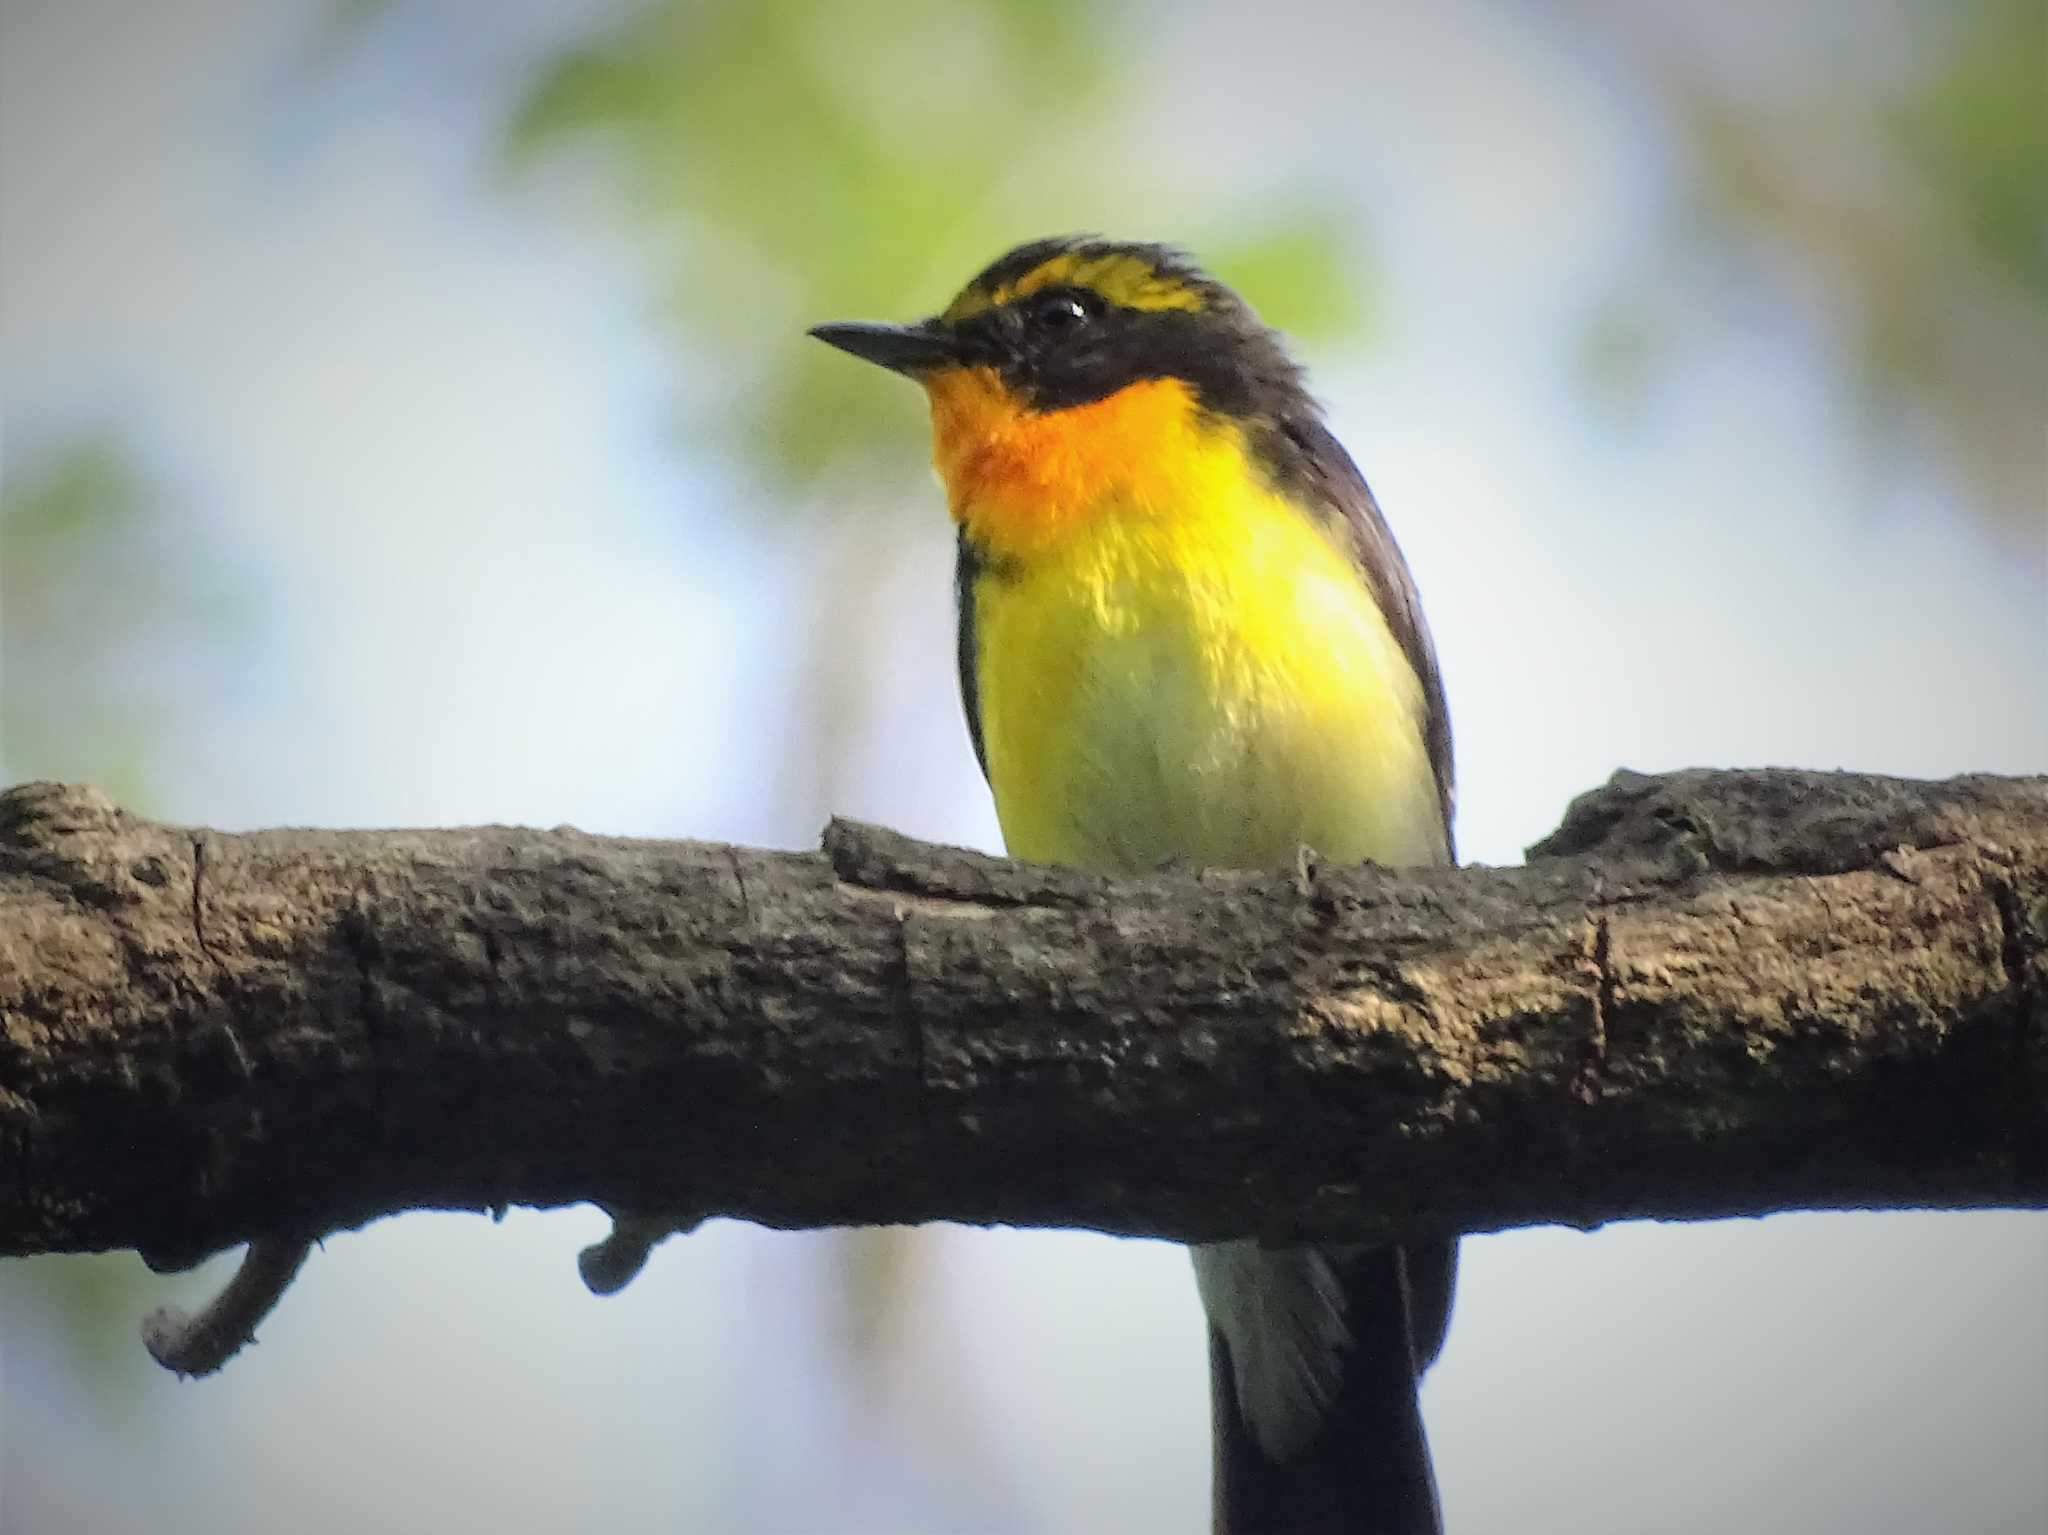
(944, 250, 1207, 322)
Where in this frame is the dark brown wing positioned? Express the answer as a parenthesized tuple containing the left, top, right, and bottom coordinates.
(955, 528, 990, 781)
(1264, 412, 1456, 859)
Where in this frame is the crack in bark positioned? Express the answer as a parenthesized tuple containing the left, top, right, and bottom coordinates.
(344, 881, 384, 1052)
(890, 902, 931, 1149)
(1989, 873, 2037, 1021)
(723, 845, 752, 925)
(1591, 913, 1616, 1059)
(189, 836, 224, 970)
(1572, 911, 1616, 1105)
(188, 835, 253, 1079)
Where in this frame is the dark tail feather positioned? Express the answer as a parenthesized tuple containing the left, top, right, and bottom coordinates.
(1211, 1239, 1457, 1535)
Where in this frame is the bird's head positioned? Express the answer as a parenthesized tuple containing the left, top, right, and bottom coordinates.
(811, 236, 1317, 555)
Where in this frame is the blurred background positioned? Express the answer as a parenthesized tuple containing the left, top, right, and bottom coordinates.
(2, 0, 2043, 1530)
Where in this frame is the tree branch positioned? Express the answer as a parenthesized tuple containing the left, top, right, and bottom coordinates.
(141, 1235, 312, 1377)
(2, 770, 2043, 1277)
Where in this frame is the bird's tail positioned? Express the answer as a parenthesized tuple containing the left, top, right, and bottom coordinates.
(1203, 1238, 1457, 1535)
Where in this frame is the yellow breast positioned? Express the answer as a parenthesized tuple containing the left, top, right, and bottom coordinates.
(961, 431, 1446, 877)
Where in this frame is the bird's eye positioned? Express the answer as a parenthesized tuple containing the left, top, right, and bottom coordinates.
(1031, 292, 1091, 332)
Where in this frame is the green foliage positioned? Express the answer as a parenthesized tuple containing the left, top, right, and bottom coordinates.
(3, 441, 151, 805)
(1580, 0, 2047, 528)
(1205, 215, 1379, 347)
(504, 0, 1376, 505)
(0, 1253, 232, 1427)
(1891, 0, 2047, 303)
(4, 439, 144, 571)
(0, 439, 234, 809)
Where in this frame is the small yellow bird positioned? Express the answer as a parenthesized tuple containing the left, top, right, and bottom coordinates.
(814, 236, 1457, 1535)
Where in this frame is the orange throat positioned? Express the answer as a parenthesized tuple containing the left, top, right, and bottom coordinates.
(922, 368, 1217, 560)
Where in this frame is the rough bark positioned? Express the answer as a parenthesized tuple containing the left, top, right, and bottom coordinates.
(2, 769, 2043, 1270)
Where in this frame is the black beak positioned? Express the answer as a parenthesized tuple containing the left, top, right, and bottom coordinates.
(808, 319, 961, 375)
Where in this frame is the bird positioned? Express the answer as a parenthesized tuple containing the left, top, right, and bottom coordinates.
(811, 235, 1458, 1535)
